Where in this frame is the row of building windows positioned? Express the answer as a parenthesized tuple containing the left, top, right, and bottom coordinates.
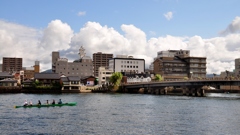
(57, 64, 92, 67)
(121, 65, 139, 68)
(120, 70, 139, 73)
(121, 61, 139, 64)
(57, 68, 92, 71)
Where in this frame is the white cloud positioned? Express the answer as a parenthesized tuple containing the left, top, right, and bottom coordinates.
(78, 11, 86, 16)
(149, 31, 156, 36)
(0, 19, 73, 71)
(220, 16, 240, 35)
(1, 16, 240, 74)
(164, 11, 173, 20)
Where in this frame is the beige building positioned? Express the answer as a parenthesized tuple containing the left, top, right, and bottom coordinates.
(2, 57, 22, 73)
(93, 52, 113, 77)
(52, 46, 93, 79)
(153, 50, 206, 80)
(22, 61, 40, 80)
(98, 67, 113, 85)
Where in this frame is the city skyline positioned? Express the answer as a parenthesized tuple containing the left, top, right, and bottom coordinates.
(0, 0, 240, 74)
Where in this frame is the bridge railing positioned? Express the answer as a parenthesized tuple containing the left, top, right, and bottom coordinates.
(123, 77, 240, 85)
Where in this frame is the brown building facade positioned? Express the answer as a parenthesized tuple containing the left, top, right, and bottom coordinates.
(153, 50, 206, 80)
(93, 52, 113, 77)
(2, 57, 22, 72)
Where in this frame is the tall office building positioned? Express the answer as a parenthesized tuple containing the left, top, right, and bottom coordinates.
(93, 52, 113, 77)
(2, 57, 22, 72)
(235, 58, 240, 76)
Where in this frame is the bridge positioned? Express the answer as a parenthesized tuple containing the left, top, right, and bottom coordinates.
(122, 78, 240, 96)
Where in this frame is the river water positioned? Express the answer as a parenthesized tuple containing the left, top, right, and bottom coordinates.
(1, 93, 240, 135)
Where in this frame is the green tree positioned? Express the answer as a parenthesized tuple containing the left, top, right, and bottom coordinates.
(155, 74, 163, 81)
(109, 72, 123, 88)
(33, 80, 40, 87)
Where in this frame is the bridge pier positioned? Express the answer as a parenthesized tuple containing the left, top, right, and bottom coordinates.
(182, 88, 188, 96)
(164, 87, 168, 95)
(194, 88, 199, 96)
(200, 89, 205, 97)
(155, 89, 160, 95)
(188, 88, 194, 96)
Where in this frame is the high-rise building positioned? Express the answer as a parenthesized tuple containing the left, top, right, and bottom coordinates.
(52, 46, 93, 78)
(2, 57, 22, 73)
(93, 52, 113, 77)
(52, 52, 60, 73)
(235, 58, 240, 76)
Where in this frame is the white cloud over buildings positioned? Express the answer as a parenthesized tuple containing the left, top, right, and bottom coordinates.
(1, 17, 240, 74)
(164, 11, 173, 20)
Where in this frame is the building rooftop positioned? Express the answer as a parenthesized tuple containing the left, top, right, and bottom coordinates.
(34, 73, 60, 79)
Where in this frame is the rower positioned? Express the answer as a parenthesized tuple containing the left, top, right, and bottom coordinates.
(38, 100, 41, 105)
(23, 100, 28, 106)
(52, 99, 55, 105)
(46, 100, 49, 105)
(58, 99, 62, 104)
(29, 101, 33, 106)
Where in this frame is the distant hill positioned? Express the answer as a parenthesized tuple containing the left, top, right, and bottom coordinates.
(41, 69, 52, 73)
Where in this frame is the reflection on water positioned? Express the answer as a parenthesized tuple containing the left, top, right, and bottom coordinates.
(0, 93, 240, 134)
(206, 93, 240, 99)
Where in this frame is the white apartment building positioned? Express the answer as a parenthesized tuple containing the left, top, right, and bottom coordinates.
(98, 67, 113, 85)
(109, 55, 145, 74)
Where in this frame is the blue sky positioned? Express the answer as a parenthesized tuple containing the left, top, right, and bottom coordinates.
(0, 0, 240, 74)
(1, 0, 239, 38)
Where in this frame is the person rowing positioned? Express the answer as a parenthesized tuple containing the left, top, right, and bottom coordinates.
(38, 100, 41, 105)
(23, 100, 28, 106)
(52, 99, 55, 105)
(29, 101, 33, 106)
(58, 99, 62, 104)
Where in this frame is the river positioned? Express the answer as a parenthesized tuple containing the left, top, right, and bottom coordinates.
(0, 93, 240, 135)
